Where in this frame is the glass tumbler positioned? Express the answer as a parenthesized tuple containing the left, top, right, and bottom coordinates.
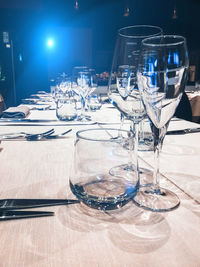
(56, 90, 77, 121)
(70, 128, 139, 210)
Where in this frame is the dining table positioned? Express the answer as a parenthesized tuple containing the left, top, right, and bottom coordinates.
(0, 93, 200, 267)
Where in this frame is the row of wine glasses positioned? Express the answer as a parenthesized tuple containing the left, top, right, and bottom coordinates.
(108, 25, 189, 212)
(68, 25, 188, 213)
(53, 67, 98, 121)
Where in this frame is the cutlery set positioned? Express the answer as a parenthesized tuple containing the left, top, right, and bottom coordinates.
(0, 128, 72, 141)
(0, 125, 76, 220)
(0, 198, 80, 221)
(0, 118, 98, 127)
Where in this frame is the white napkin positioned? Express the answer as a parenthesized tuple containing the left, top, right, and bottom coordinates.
(1, 105, 30, 118)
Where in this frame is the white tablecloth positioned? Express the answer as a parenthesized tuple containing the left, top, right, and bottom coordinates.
(0, 104, 199, 267)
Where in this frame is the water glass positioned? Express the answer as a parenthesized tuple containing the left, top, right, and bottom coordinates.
(56, 90, 77, 121)
(87, 95, 102, 111)
(70, 128, 139, 210)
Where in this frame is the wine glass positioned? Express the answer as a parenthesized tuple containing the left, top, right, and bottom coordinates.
(72, 67, 96, 121)
(108, 25, 163, 182)
(135, 35, 189, 211)
(86, 68, 98, 109)
(72, 67, 90, 121)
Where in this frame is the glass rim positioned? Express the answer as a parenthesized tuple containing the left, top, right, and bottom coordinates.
(142, 35, 186, 47)
(76, 128, 130, 142)
(118, 25, 163, 39)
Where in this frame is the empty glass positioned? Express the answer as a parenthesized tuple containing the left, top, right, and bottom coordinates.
(56, 81, 77, 121)
(69, 128, 139, 210)
(87, 94, 102, 111)
(72, 67, 96, 121)
(135, 35, 189, 212)
(108, 25, 163, 183)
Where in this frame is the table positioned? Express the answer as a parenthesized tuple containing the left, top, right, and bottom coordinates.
(0, 103, 200, 267)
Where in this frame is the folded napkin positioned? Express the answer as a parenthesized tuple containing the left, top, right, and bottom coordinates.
(1, 105, 30, 118)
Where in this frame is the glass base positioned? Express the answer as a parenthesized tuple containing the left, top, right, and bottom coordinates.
(70, 175, 139, 211)
(56, 114, 77, 121)
(76, 114, 91, 122)
(109, 164, 153, 186)
(132, 185, 180, 212)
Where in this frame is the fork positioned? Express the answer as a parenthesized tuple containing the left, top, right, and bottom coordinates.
(26, 129, 72, 140)
(45, 129, 72, 139)
(25, 129, 55, 141)
(0, 129, 54, 140)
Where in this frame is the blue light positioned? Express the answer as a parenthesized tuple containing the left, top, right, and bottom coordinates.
(19, 53, 23, 62)
(168, 51, 171, 64)
(47, 39, 54, 48)
(173, 51, 179, 65)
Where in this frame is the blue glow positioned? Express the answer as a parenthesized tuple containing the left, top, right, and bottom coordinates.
(19, 53, 23, 61)
(168, 51, 171, 64)
(47, 39, 54, 48)
(149, 62, 154, 73)
(173, 51, 179, 65)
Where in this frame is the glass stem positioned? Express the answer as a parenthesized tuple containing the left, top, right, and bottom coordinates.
(134, 122, 139, 178)
(80, 95, 85, 115)
(152, 126, 161, 194)
(139, 119, 144, 142)
(118, 113, 125, 138)
(129, 122, 140, 184)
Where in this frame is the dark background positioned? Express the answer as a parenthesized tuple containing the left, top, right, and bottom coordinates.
(0, 0, 200, 105)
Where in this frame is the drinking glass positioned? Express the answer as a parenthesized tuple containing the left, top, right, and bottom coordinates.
(72, 67, 96, 121)
(87, 94, 102, 111)
(135, 35, 189, 211)
(53, 74, 71, 101)
(108, 25, 163, 182)
(69, 128, 139, 210)
(56, 91, 77, 121)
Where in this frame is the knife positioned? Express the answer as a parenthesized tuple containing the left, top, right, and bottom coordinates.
(167, 127, 200, 135)
(0, 122, 97, 126)
(0, 210, 54, 221)
(0, 199, 80, 210)
(0, 119, 59, 122)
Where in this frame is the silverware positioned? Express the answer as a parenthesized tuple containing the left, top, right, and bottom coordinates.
(0, 118, 97, 126)
(0, 131, 33, 139)
(0, 122, 97, 126)
(26, 129, 54, 141)
(0, 210, 54, 221)
(0, 129, 55, 140)
(0, 198, 80, 210)
(167, 127, 200, 135)
(45, 129, 72, 139)
(0, 119, 59, 123)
